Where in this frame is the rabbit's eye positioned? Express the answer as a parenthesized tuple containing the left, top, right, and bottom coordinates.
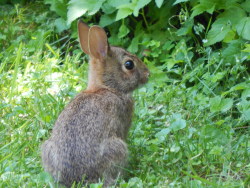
(124, 60, 134, 70)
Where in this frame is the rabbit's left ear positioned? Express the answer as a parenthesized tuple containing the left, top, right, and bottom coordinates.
(78, 20, 91, 55)
(88, 25, 109, 60)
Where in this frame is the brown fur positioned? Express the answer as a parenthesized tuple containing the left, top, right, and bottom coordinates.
(41, 21, 149, 187)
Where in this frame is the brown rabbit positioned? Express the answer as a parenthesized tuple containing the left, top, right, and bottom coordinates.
(41, 21, 149, 187)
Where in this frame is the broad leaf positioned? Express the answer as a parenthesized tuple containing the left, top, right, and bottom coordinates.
(155, 128, 171, 141)
(210, 96, 233, 112)
(242, 109, 250, 121)
(99, 14, 116, 27)
(54, 18, 69, 33)
(191, 3, 215, 18)
(118, 24, 130, 38)
(45, 0, 68, 19)
(242, 89, 250, 99)
(242, 44, 250, 52)
(218, 7, 246, 26)
(173, 0, 189, 5)
(116, 6, 133, 21)
(209, 146, 223, 155)
(241, 0, 250, 13)
(102, 2, 116, 14)
(67, 0, 105, 25)
(128, 37, 139, 53)
(171, 119, 186, 132)
(205, 18, 231, 46)
(211, 72, 225, 83)
(210, 96, 222, 112)
(176, 18, 194, 36)
(155, 0, 164, 8)
(220, 98, 234, 112)
(236, 17, 250, 40)
(108, 0, 130, 7)
(133, 0, 151, 17)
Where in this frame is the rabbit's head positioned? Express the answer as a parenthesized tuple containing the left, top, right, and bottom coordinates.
(78, 21, 149, 93)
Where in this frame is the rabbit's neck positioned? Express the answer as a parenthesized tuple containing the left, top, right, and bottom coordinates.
(87, 59, 104, 91)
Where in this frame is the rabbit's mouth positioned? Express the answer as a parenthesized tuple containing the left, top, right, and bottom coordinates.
(140, 70, 150, 84)
(139, 75, 149, 85)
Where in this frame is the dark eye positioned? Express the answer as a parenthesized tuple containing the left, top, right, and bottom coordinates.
(124, 60, 134, 70)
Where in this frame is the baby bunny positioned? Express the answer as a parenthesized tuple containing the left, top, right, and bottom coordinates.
(41, 21, 149, 187)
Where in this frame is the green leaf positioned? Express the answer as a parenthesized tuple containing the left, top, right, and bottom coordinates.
(242, 44, 250, 52)
(99, 14, 116, 27)
(128, 37, 139, 53)
(242, 89, 250, 99)
(210, 96, 233, 113)
(221, 40, 241, 61)
(128, 177, 143, 187)
(45, 0, 68, 19)
(170, 114, 186, 132)
(118, 24, 130, 38)
(222, 82, 250, 96)
(101, 2, 116, 14)
(155, 128, 171, 141)
(218, 7, 246, 26)
(116, 6, 133, 21)
(166, 59, 177, 70)
(133, 0, 151, 17)
(236, 17, 250, 40)
(209, 146, 223, 155)
(204, 18, 231, 46)
(204, 7, 246, 45)
(54, 18, 69, 33)
(242, 109, 250, 121)
(155, 0, 164, 8)
(89, 183, 103, 188)
(173, 0, 189, 5)
(211, 72, 225, 83)
(0, 33, 6, 40)
(67, 0, 105, 25)
(241, 0, 250, 13)
(191, 3, 215, 18)
(108, 0, 130, 7)
(170, 144, 181, 153)
(231, 83, 250, 91)
(176, 18, 194, 36)
(210, 96, 222, 112)
(220, 98, 234, 112)
(223, 30, 236, 43)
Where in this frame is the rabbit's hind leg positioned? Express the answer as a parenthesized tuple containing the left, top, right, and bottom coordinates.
(100, 138, 128, 186)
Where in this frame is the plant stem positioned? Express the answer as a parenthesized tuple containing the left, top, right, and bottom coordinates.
(142, 8, 149, 30)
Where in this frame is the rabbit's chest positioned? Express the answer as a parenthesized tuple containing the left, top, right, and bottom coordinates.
(109, 97, 133, 139)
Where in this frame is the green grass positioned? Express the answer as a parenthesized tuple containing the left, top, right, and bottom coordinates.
(0, 3, 249, 188)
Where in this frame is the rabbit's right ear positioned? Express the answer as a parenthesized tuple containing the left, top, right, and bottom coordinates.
(88, 26, 108, 61)
(78, 20, 90, 55)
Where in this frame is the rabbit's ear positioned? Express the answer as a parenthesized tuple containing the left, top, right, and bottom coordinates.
(78, 20, 90, 55)
(88, 25, 108, 60)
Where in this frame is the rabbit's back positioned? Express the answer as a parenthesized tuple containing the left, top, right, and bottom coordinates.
(41, 88, 133, 185)
(54, 88, 133, 139)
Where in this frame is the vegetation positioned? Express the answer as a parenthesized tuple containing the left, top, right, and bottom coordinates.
(0, 0, 249, 187)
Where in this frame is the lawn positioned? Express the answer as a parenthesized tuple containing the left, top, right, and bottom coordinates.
(0, 1, 249, 188)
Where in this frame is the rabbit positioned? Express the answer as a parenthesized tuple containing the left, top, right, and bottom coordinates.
(41, 21, 150, 187)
